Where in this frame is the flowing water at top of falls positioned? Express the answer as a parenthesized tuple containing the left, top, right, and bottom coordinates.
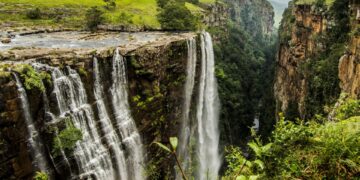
(177, 37, 197, 178)
(110, 48, 144, 180)
(51, 67, 115, 179)
(13, 74, 50, 174)
(196, 32, 221, 180)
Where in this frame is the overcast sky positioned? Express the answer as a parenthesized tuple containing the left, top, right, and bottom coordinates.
(269, 0, 291, 27)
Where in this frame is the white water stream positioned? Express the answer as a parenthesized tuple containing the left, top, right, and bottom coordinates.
(14, 74, 50, 174)
(196, 32, 221, 180)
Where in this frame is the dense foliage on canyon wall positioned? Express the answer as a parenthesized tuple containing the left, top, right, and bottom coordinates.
(210, 23, 277, 146)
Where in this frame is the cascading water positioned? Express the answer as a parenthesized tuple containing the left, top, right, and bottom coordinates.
(177, 37, 197, 178)
(196, 32, 221, 180)
(51, 67, 115, 179)
(9, 32, 216, 180)
(13, 73, 50, 174)
(110, 48, 144, 180)
(31, 49, 145, 179)
(93, 57, 128, 180)
(177, 32, 221, 180)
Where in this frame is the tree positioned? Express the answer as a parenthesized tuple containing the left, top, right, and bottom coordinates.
(26, 8, 41, 19)
(103, 0, 116, 10)
(157, 0, 199, 30)
(85, 7, 105, 31)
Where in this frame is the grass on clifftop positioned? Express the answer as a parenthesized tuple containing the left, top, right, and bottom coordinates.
(0, 0, 160, 29)
(0, 0, 213, 30)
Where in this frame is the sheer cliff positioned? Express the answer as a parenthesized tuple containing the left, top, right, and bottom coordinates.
(0, 32, 195, 179)
(275, 0, 359, 119)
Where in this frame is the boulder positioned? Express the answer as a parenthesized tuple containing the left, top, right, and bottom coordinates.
(1, 38, 11, 44)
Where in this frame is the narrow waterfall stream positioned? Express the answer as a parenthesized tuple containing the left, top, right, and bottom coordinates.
(93, 57, 128, 180)
(177, 37, 197, 179)
(177, 32, 221, 179)
(110, 48, 144, 180)
(13, 74, 50, 174)
(196, 32, 221, 180)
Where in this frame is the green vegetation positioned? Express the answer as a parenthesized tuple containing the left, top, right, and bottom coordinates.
(335, 96, 360, 120)
(0, 64, 11, 78)
(103, 0, 116, 10)
(0, 0, 160, 29)
(225, 100, 360, 179)
(295, 0, 334, 5)
(26, 8, 42, 19)
(0, 0, 210, 30)
(85, 6, 105, 31)
(157, 0, 201, 30)
(13, 64, 49, 92)
(154, 137, 188, 180)
(0, 0, 217, 30)
(52, 119, 82, 158)
(33, 171, 48, 180)
(77, 67, 88, 77)
(210, 21, 277, 145)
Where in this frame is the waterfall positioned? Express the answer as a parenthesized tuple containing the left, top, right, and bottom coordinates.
(13, 73, 50, 173)
(196, 32, 221, 180)
(110, 48, 144, 180)
(93, 57, 128, 180)
(31, 49, 144, 179)
(177, 32, 221, 180)
(51, 67, 115, 179)
(177, 37, 197, 178)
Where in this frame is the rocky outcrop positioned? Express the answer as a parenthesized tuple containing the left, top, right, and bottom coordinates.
(200, 0, 274, 38)
(275, 0, 360, 118)
(0, 32, 196, 179)
(202, 1, 229, 28)
(339, 3, 360, 98)
(225, 0, 274, 36)
(274, 2, 326, 118)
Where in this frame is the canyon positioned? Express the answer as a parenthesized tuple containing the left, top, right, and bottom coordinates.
(0, 0, 359, 179)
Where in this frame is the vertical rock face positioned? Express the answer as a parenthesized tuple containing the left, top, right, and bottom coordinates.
(339, 3, 360, 99)
(225, 0, 275, 36)
(0, 76, 35, 179)
(274, 3, 327, 117)
(275, 0, 360, 118)
(202, 0, 274, 38)
(202, 2, 229, 28)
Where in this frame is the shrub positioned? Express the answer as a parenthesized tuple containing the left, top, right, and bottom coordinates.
(118, 12, 134, 25)
(13, 65, 47, 92)
(26, 8, 41, 19)
(85, 7, 105, 31)
(225, 113, 360, 179)
(103, 0, 116, 10)
(336, 98, 360, 120)
(52, 119, 82, 158)
(33, 171, 48, 180)
(157, 0, 200, 31)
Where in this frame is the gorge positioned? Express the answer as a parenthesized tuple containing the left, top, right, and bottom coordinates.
(0, 0, 359, 179)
